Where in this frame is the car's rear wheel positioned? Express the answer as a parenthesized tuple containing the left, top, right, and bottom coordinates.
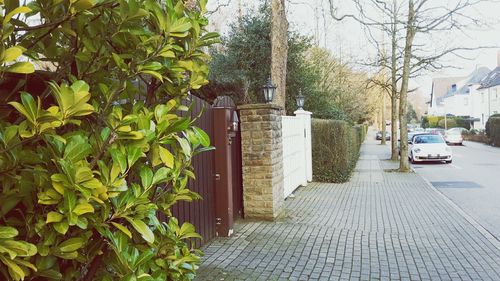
(445, 160, 452, 164)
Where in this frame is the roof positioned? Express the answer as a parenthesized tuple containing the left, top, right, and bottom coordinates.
(478, 66, 500, 90)
(431, 76, 466, 99)
(443, 67, 491, 97)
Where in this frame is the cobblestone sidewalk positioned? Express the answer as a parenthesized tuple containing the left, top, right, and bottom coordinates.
(196, 135, 500, 281)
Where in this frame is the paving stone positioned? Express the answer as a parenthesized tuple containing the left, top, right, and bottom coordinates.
(195, 135, 500, 280)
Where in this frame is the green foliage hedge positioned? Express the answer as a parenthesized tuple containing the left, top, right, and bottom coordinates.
(422, 115, 471, 130)
(312, 119, 364, 183)
(0, 1, 216, 280)
(486, 117, 500, 147)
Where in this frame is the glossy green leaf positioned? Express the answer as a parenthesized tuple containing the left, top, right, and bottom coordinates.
(152, 167, 169, 185)
(73, 203, 94, 215)
(3, 6, 31, 25)
(127, 147, 143, 168)
(0, 255, 25, 280)
(6, 62, 35, 74)
(3, 46, 23, 62)
(125, 217, 154, 243)
(53, 221, 69, 235)
(64, 135, 92, 162)
(58, 237, 84, 252)
(46, 212, 64, 223)
(0, 226, 18, 239)
(110, 148, 127, 173)
(193, 126, 210, 147)
(158, 146, 174, 168)
(111, 222, 132, 239)
(140, 166, 153, 189)
(1, 240, 37, 257)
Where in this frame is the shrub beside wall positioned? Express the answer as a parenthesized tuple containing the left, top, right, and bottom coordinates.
(486, 117, 500, 147)
(312, 119, 365, 183)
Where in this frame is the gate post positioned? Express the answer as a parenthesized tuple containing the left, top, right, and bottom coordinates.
(238, 104, 284, 220)
(213, 108, 234, 237)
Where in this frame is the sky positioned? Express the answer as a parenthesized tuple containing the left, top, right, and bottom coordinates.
(207, 0, 500, 97)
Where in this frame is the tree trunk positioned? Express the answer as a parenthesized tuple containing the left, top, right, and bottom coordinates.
(381, 92, 386, 145)
(390, 93, 398, 159)
(390, 2, 399, 160)
(399, 0, 416, 172)
(271, 0, 288, 112)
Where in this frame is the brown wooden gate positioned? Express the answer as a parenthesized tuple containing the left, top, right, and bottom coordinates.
(172, 95, 216, 246)
(172, 95, 243, 246)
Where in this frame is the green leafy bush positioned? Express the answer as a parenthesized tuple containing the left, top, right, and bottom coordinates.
(438, 118, 457, 129)
(312, 119, 363, 183)
(0, 1, 217, 280)
(486, 117, 500, 147)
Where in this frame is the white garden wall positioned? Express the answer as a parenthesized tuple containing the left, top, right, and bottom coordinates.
(281, 110, 312, 198)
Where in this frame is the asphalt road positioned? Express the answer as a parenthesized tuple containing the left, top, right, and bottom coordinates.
(413, 140, 500, 240)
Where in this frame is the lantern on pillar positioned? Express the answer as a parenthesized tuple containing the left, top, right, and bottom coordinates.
(262, 76, 276, 103)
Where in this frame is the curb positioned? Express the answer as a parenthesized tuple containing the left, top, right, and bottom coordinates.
(416, 171, 500, 251)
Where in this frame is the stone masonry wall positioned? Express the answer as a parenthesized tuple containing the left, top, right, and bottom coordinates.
(238, 104, 284, 220)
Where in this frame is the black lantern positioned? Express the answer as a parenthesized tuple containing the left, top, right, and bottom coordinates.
(262, 76, 276, 103)
(296, 90, 305, 110)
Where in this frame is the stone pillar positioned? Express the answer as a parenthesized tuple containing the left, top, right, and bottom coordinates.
(238, 104, 284, 220)
(294, 109, 313, 183)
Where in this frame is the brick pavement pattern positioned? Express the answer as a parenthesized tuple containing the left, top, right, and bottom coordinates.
(196, 136, 500, 281)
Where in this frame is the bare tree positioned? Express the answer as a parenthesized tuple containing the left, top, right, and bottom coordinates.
(330, 0, 496, 171)
(271, 0, 289, 110)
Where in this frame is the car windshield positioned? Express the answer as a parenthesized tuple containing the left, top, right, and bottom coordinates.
(413, 135, 445, 144)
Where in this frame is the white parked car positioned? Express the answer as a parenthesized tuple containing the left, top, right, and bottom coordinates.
(444, 127, 467, 145)
(409, 134, 453, 164)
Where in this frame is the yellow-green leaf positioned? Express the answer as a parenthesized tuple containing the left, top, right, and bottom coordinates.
(0, 255, 25, 280)
(58, 237, 84, 252)
(2, 46, 23, 62)
(125, 217, 154, 243)
(0, 245, 17, 259)
(73, 203, 94, 215)
(177, 222, 202, 240)
(0, 226, 18, 239)
(159, 146, 174, 168)
(3, 6, 32, 25)
(46, 212, 64, 223)
(140, 70, 163, 82)
(6, 62, 35, 74)
(1, 240, 37, 257)
(53, 221, 69, 235)
(111, 222, 132, 239)
(72, 0, 95, 11)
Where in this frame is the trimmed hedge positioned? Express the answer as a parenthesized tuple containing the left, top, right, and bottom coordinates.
(486, 117, 500, 147)
(312, 119, 365, 183)
(422, 115, 471, 130)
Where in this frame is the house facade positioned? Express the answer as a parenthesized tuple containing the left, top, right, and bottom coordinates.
(426, 64, 499, 129)
(476, 64, 500, 128)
